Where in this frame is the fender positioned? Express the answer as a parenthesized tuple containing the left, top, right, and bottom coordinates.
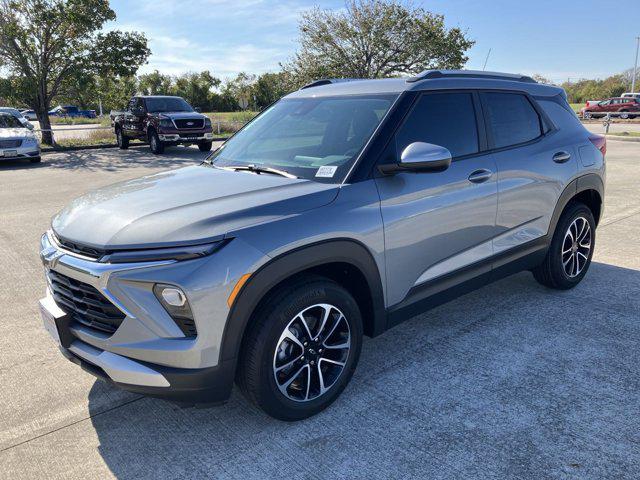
(219, 239, 386, 363)
(548, 173, 604, 235)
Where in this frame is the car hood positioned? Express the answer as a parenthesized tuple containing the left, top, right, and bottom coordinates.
(52, 165, 339, 250)
(154, 111, 207, 120)
(0, 128, 34, 139)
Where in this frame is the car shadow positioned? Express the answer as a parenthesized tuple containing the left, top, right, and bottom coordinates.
(0, 145, 216, 172)
(88, 261, 640, 479)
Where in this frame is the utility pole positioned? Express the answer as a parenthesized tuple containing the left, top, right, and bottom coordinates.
(482, 48, 492, 71)
(632, 36, 640, 93)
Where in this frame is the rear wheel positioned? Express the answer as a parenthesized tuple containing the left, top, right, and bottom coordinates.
(116, 128, 129, 149)
(148, 129, 164, 154)
(198, 141, 213, 152)
(532, 202, 595, 290)
(237, 277, 363, 421)
(619, 110, 629, 119)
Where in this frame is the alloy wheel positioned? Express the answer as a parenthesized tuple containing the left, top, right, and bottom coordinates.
(273, 303, 351, 402)
(562, 216, 591, 278)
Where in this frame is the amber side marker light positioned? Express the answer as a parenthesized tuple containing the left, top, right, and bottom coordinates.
(227, 273, 252, 307)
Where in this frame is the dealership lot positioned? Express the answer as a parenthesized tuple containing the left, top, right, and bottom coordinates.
(1, 140, 639, 478)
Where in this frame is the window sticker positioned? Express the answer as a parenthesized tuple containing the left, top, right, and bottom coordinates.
(315, 165, 338, 178)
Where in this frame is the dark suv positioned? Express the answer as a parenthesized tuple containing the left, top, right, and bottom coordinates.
(113, 96, 214, 154)
(40, 70, 606, 420)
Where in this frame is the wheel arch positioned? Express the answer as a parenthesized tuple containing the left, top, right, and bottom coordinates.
(219, 239, 386, 364)
(549, 174, 604, 236)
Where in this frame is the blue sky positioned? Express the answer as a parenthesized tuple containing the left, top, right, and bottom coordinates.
(108, 0, 640, 82)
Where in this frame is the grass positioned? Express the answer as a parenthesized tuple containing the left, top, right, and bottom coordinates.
(41, 128, 116, 150)
(49, 116, 111, 126)
(570, 103, 583, 113)
(607, 131, 640, 137)
(205, 111, 257, 123)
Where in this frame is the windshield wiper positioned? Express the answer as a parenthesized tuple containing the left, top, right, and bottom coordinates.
(222, 164, 298, 179)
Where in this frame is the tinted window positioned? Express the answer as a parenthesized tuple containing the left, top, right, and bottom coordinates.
(396, 93, 479, 158)
(483, 92, 542, 148)
(145, 97, 193, 113)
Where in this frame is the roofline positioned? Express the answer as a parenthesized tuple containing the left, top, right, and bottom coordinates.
(407, 70, 537, 84)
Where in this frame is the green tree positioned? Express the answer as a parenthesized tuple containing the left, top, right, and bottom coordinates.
(138, 70, 173, 96)
(0, 0, 150, 144)
(283, 0, 474, 86)
(253, 72, 292, 110)
(172, 71, 221, 110)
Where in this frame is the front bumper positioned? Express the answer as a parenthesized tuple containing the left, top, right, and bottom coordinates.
(158, 131, 214, 142)
(1, 144, 40, 160)
(38, 231, 266, 404)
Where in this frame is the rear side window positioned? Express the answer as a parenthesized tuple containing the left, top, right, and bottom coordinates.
(482, 92, 543, 149)
(396, 92, 479, 158)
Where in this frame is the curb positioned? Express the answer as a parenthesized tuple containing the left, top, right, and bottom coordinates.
(605, 135, 640, 143)
(41, 138, 230, 153)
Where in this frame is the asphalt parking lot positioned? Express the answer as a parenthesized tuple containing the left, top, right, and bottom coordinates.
(1, 140, 639, 479)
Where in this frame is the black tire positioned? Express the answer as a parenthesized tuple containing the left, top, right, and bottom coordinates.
(116, 128, 129, 149)
(148, 129, 164, 154)
(198, 141, 213, 152)
(532, 202, 596, 290)
(29, 156, 41, 163)
(237, 276, 363, 421)
(619, 110, 629, 120)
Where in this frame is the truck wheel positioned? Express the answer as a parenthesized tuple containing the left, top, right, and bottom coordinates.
(116, 128, 129, 149)
(198, 141, 213, 152)
(149, 130, 164, 154)
(237, 277, 363, 421)
(532, 202, 595, 290)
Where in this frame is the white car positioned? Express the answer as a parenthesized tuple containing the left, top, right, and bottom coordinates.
(0, 112, 41, 163)
(20, 109, 38, 121)
(621, 92, 640, 99)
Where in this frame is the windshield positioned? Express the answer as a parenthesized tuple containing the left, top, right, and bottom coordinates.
(145, 97, 194, 113)
(0, 113, 24, 128)
(209, 94, 396, 183)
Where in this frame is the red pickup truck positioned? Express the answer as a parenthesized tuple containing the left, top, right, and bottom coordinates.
(113, 96, 214, 154)
(581, 97, 640, 119)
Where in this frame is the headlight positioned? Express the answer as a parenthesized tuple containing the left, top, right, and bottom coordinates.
(159, 118, 174, 129)
(100, 240, 226, 263)
(204, 117, 212, 127)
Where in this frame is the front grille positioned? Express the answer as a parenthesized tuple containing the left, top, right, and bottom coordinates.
(48, 270, 125, 334)
(54, 235, 105, 260)
(174, 118, 205, 129)
(0, 139, 21, 148)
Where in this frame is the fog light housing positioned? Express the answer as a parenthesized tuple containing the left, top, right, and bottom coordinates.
(153, 284, 197, 337)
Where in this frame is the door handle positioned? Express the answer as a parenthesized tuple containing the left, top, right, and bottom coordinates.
(553, 151, 571, 163)
(468, 169, 493, 184)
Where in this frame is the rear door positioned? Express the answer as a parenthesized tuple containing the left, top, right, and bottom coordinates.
(481, 91, 577, 257)
(375, 91, 499, 307)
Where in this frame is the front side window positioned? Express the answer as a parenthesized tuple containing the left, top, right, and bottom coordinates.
(210, 94, 396, 183)
(0, 113, 24, 128)
(395, 92, 479, 158)
(482, 92, 542, 149)
(145, 97, 194, 113)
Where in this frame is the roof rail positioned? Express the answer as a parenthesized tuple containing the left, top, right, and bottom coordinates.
(406, 70, 537, 84)
(299, 78, 362, 90)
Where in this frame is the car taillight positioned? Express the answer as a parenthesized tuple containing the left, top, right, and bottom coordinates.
(589, 134, 606, 157)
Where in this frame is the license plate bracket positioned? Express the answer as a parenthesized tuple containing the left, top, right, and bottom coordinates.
(3, 150, 18, 158)
(39, 296, 73, 348)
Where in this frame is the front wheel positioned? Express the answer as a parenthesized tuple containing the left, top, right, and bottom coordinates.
(532, 202, 596, 290)
(148, 130, 164, 154)
(198, 141, 213, 152)
(619, 111, 629, 120)
(116, 128, 129, 149)
(237, 277, 363, 421)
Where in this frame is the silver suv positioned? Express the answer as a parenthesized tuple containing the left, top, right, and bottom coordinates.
(39, 70, 606, 420)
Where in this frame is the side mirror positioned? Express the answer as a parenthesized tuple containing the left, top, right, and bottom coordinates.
(378, 142, 452, 175)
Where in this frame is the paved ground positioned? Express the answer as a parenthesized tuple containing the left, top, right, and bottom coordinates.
(0, 140, 639, 479)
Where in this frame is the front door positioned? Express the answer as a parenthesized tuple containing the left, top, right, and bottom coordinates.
(375, 91, 499, 307)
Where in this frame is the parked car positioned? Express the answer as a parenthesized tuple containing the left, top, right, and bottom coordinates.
(112, 96, 214, 154)
(0, 107, 34, 130)
(39, 70, 605, 420)
(20, 109, 38, 121)
(48, 105, 97, 119)
(581, 97, 640, 119)
(620, 92, 640, 99)
(0, 112, 41, 163)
